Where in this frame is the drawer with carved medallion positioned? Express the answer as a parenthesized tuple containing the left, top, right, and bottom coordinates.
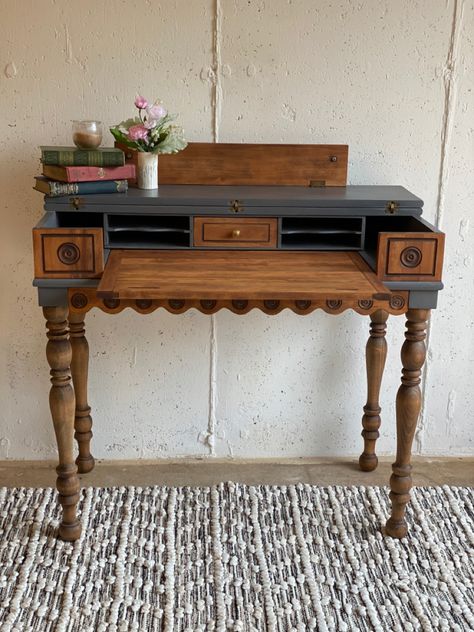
(33, 223, 104, 279)
(367, 216, 445, 282)
(378, 234, 444, 280)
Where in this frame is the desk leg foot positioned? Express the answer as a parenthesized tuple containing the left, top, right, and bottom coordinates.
(70, 312, 95, 474)
(359, 310, 388, 472)
(386, 308, 429, 539)
(44, 306, 81, 542)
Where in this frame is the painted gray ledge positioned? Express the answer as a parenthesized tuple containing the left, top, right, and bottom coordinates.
(44, 184, 423, 213)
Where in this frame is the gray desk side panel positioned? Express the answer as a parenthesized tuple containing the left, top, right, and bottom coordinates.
(34, 279, 98, 307)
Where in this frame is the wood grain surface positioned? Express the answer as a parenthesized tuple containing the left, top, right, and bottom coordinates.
(193, 217, 277, 248)
(33, 228, 104, 279)
(96, 250, 389, 301)
(116, 142, 348, 186)
(377, 232, 445, 281)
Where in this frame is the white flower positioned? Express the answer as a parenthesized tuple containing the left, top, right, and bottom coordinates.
(143, 118, 158, 130)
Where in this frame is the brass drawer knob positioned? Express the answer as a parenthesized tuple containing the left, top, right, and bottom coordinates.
(232, 229, 241, 238)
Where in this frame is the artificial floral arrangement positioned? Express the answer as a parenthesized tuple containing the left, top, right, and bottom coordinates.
(110, 95, 187, 154)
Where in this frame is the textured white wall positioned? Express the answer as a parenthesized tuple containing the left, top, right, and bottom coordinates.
(0, 0, 472, 460)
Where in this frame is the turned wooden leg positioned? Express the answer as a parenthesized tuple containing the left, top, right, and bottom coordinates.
(386, 308, 429, 539)
(359, 310, 388, 472)
(69, 312, 95, 474)
(43, 306, 81, 541)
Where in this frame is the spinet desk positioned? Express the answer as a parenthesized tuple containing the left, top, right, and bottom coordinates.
(32, 144, 445, 541)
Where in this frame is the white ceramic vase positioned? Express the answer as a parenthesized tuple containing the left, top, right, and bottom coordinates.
(137, 152, 158, 189)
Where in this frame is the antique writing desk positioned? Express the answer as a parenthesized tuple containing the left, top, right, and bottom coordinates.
(32, 144, 445, 541)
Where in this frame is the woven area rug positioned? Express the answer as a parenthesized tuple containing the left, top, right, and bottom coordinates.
(0, 484, 473, 632)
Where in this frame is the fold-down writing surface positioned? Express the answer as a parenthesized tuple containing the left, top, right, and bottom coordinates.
(97, 250, 389, 301)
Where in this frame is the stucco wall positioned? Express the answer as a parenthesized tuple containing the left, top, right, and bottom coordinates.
(0, 0, 472, 460)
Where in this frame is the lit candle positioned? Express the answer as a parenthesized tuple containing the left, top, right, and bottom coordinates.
(72, 121, 103, 150)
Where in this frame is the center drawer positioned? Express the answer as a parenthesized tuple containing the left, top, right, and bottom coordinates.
(194, 217, 277, 248)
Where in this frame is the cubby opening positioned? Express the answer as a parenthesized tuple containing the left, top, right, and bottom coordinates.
(105, 214, 191, 249)
(55, 212, 104, 228)
(359, 215, 439, 270)
(280, 216, 364, 250)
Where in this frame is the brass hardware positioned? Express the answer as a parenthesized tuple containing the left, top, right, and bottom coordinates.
(386, 201, 399, 214)
(70, 197, 83, 210)
(330, 156, 337, 162)
(232, 229, 241, 238)
(230, 199, 243, 213)
(309, 180, 326, 187)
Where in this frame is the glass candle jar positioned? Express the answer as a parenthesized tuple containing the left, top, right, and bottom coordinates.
(72, 120, 103, 149)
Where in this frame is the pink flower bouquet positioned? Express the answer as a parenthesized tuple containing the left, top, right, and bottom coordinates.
(110, 96, 187, 154)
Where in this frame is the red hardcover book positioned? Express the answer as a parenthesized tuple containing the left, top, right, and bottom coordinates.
(42, 164, 135, 183)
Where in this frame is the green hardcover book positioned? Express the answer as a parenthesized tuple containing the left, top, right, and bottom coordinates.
(40, 146, 125, 167)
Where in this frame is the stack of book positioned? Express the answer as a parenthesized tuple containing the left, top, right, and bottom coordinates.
(34, 146, 136, 197)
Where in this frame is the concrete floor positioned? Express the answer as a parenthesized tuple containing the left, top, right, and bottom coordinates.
(0, 456, 473, 488)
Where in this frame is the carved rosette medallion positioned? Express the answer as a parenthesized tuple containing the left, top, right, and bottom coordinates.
(400, 246, 422, 268)
(358, 299, 374, 310)
(135, 299, 152, 310)
(200, 299, 217, 310)
(390, 294, 406, 310)
(70, 292, 88, 310)
(326, 299, 343, 310)
(103, 298, 120, 309)
(57, 243, 80, 265)
(263, 300, 280, 310)
(168, 299, 185, 310)
(295, 300, 312, 311)
(232, 299, 248, 310)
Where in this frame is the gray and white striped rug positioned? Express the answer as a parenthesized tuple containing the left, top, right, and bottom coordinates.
(0, 484, 473, 631)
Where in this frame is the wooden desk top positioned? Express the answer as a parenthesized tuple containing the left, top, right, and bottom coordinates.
(97, 250, 389, 301)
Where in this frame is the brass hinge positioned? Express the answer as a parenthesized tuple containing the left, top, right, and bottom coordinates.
(386, 201, 399, 214)
(230, 199, 243, 213)
(70, 196, 85, 210)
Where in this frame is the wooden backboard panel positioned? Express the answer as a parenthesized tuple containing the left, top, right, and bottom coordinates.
(117, 143, 348, 186)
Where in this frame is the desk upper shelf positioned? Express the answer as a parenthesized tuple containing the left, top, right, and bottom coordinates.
(34, 185, 443, 287)
(43, 184, 423, 215)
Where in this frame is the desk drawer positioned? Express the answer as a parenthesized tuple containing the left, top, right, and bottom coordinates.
(33, 228, 104, 278)
(194, 217, 277, 248)
(377, 232, 444, 281)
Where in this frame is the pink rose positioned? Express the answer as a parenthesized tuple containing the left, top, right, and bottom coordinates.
(134, 95, 148, 109)
(127, 124, 149, 141)
(147, 104, 167, 120)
